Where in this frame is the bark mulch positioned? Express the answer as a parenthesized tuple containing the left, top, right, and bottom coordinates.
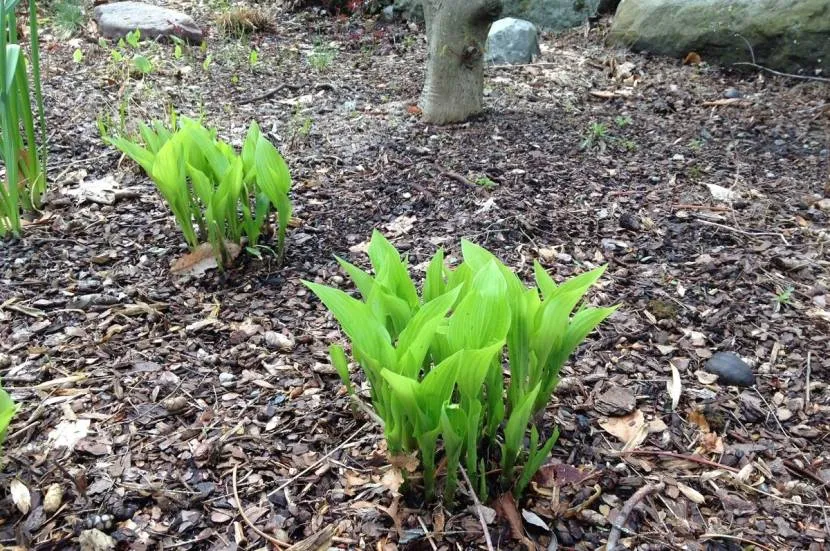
(1, 4, 829, 550)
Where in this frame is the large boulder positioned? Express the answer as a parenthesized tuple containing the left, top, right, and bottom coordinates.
(485, 18, 539, 65)
(94, 2, 203, 43)
(501, 0, 601, 30)
(609, 0, 830, 74)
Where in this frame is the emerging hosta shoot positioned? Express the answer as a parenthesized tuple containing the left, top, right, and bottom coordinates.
(0, 379, 15, 448)
(108, 117, 292, 267)
(0, 0, 47, 238)
(305, 231, 617, 502)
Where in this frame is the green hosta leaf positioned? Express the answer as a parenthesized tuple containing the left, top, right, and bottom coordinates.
(455, 342, 504, 405)
(109, 136, 155, 174)
(447, 260, 510, 351)
(395, 288, 460, 379)
(533, 260, 557, 299)
(335, 257, 375, 299)
(440, 404, 467, 502)
(460, 239, 497, 273)
(368, 230, 419, 310)
(0, 382, 15, 444)
(516, 426, 558, 497)
(241, 121, 261, 176)
(329, 344, 353, 395)
(303, 281, 396, 369)
(502, 383, 540, 478)
(423, 248, 446, 303)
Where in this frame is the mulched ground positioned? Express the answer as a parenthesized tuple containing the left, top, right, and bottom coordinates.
(1, 2, 829, 550)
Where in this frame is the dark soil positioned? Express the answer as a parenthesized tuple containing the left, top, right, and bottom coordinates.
(1, 3, 829, 550)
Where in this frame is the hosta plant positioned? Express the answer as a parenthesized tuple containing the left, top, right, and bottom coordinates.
(305, 231, 617, 502)
(108, 116, 292, 267)
(0, 0, 47, 237)
(0, 379, 15, 448)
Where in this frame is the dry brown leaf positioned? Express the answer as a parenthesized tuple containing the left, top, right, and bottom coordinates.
(683, 52, 702, 65)
(171, 242, 241, 276)
(389, 452, 419, 473)
(687, 409, 711, 432)
(494, 492, 536, 550)
(380, 467, 404, 494)
(667, 361, 682, 411)
(599, 409, 646, 445)
(43, 483, 64, 513)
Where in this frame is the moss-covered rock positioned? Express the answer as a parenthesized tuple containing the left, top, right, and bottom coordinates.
(609, 0, 830, 73)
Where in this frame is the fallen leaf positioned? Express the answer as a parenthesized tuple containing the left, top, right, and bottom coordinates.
(10, 479, 31, 514)
(171, 242, 241, 276)
(667, 361, 682, 411)
(406, 104, 421, 115)
(384, 215, 416, 237)
(599, 409, 646, 445)
(521, 509, 550, 531)
(43, 483, 64, 513)
(48, 419, 91, 451)
(62, 174, 121, 205)
(494, 493, 536, 550)
(705, 183, 740, 202)
(677, 482, 706, 504)
(380, 467, 404, 494)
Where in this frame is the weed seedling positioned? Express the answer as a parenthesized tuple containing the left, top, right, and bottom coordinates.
(614, 115, 632, 128)
(475, 176, 497, 189)
(580, 122, 608, 150)
(308, 42, 336, 72)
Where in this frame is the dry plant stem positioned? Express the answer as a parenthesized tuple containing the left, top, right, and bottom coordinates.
(732, 62, 830, 84)
(430, 163, 477, 190)
(238, 83, 287, 105)
(232, 465, 290, 549)
(606, 481, 665, 551)
(460, 466, 495, 551)
(694, 217, 789, 244)
(267, 423, 367, 497)
(806, 351, 812, 405)
(700, 533, 775, 551)
(619, 450, 740, 473)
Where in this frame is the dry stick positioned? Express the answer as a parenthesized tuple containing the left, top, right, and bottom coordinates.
(430, 163, 478, 190)
(460, 466, 495, 551)
(700, 533, 775, 551)
(238, 84, 287, 105)
(232, 465, 291, 549)
(619, 450, 740, 473)
(806, 351, 812, 406)
(732, 62, 830, 84)
(606, 481, 665, 551)
(266, 423, 367, 498)
(695, 217, 789, 244)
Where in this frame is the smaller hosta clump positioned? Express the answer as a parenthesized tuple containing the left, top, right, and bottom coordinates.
(108, 116, 292, 270)
(305, 231, 617, 503)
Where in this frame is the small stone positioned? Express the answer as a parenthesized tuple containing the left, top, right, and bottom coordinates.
(265, 331, 295, 351)
(619, 213, 642, 231)
(817, 198, 830, 211)
(705, 352, 755, 387)
(723, 87, 743, 99)
(218, 372, 236, 387)
(776, 408, 793, 422)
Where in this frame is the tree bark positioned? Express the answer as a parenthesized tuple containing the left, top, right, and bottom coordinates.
(420, 0, 501, 124)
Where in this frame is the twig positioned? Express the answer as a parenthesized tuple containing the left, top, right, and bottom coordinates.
(700, 533, 775, 551)
(672, 204, 730, 212)
(460, 466, 495, 551)
(232, 465, 290, 548)
(695, 217, 789, 245)
(617, 450, 740, 473)
(732, 62, 830, 84)
(267, 423, 367, 497)
(238, 84, 288, 105)
(417, 516, 439, 551)
(430, 163, 478, 190)
(782, 459, 828, 488)
(806, 351, 812, 406)
(606, 481, 665, 551)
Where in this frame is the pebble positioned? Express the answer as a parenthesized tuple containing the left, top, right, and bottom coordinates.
(265, 331, 295, 351)
(218, 372, 236, 387)
(723, 87, 743, 99)
(705, 352, 755, 387)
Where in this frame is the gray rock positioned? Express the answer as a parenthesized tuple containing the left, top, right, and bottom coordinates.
(609, 0, 830, 74)
(705, 352, 756, 387)
(502, 0, 601, 30)
(94, 2, 203, 43)
(595, 386, 636, 416)
(485, 18, 539, 66)
(381, 5, 396, 22)
(723, 87, 743, 99)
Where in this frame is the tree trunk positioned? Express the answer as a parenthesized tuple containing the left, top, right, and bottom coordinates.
(420, 0, 501, 124)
